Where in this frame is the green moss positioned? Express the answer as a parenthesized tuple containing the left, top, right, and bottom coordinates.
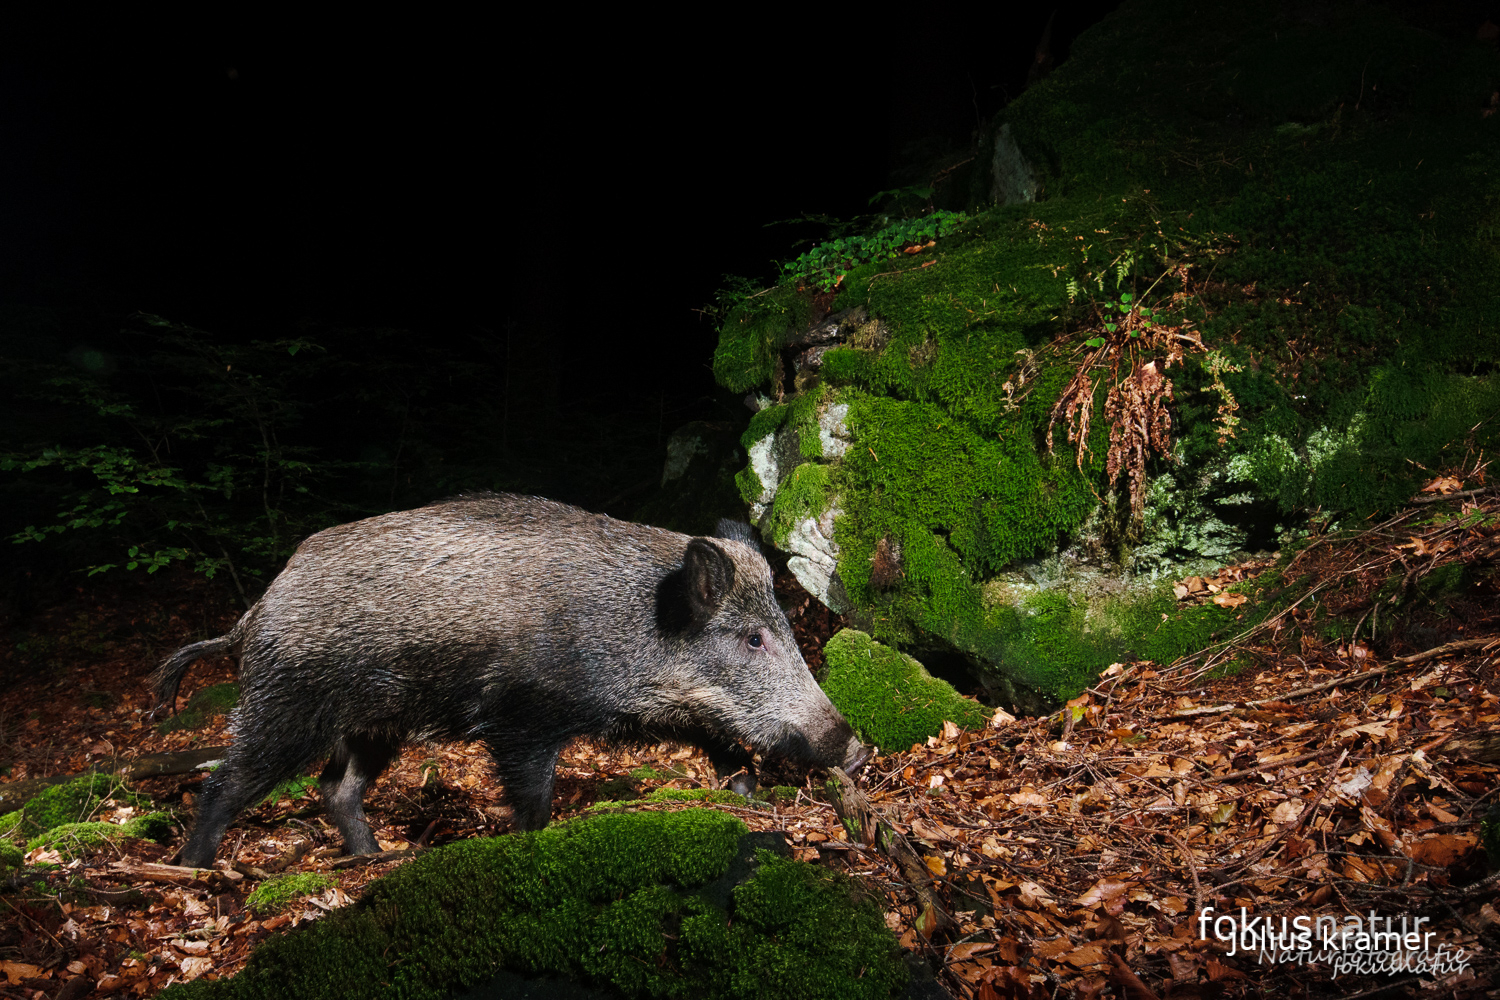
(158, 682, 240, 734)
(0, 840, 20, 872)
(14, 773, 153, 838)
(247, 873, 338, 916)
(0, 810, 20, 839)
(629, 765, 667, 782)
(709, 2, 1500, 704)
(160, 809, 905, 1000)
(26, 811, 172, 859)
(766, 463, 833, 547)
(713, 285, 813, 394)
(822, 630, 990, 751)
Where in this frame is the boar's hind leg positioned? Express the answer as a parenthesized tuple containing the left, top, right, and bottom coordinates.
(487, 740, 565, 831)
(319, 735, 400, 856)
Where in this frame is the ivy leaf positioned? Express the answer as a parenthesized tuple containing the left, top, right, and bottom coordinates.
(1085, 337, 1106, 348)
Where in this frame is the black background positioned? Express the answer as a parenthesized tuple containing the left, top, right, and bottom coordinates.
(2, 8, 1119, 425)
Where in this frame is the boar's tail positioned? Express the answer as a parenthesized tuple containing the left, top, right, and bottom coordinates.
(149, 635, 235, 718)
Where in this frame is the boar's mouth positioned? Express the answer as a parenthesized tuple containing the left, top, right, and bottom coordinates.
(765, 724, 871, 777)
(843, 743, 873, 777)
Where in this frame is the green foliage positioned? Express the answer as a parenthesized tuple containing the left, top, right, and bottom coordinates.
(780, 211, 970, 290)
(261, 775, 319, 806)
(822, 630, 990, 751)
(629, 765, 667, 782)
(246, 873, 338, 916)
(157, 682, 240, 734)
(160, 809, 906, 1000)
(0, 313, 677, 604)
(26, 811, 172, 859)
(0, 840, 21, 872)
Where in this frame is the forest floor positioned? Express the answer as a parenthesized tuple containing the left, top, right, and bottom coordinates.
(0, 480, 1498, 1000)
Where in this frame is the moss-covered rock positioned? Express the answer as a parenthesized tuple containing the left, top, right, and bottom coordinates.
(246, 873, 338, 916)
(26, 811, 172, 860)
(159, 809, 906, 1000)
(158, 682, 240, 734)
(8, 772, 154, 839)
(714, 0, 1500, 709)
(822, 630, 990, 751)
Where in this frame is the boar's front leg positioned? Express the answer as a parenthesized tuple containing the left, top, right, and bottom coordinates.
(319, 734, 400, 856)
(701, 735, 757, 797)
(486, 738, 565, 831)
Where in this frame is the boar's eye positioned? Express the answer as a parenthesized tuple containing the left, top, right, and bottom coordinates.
(746, 631, 764, 649)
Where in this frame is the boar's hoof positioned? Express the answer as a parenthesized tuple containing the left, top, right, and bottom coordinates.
(725, 768, 757, 798)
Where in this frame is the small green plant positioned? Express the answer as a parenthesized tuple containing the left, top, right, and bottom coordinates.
(246, 873, 337, 916)
(780, 211, 969, 290)
(260, 775, 318, 806)
(629, 765, 667, 782)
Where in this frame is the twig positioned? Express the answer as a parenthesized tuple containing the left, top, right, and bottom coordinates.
(1409, 486, 1493, 504)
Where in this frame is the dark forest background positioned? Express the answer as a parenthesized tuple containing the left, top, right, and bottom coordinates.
(0, 7, 1134, 624)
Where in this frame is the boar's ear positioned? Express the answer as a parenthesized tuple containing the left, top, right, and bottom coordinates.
(683, 538, 736, 626)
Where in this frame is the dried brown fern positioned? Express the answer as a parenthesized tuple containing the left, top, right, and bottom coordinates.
(1046, 287, 1204, 538)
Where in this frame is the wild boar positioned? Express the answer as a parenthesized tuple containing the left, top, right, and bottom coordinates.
(152, 493, 869, 869)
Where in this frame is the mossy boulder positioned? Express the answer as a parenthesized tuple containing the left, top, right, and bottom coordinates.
(714, 0, 1500, 710)
(4, 772, 154, 840)
(26, 811, 172, 860)
(159, 808, 907, 1000)
(822, 630, 990, 751)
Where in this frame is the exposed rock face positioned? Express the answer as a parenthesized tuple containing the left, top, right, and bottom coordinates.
(990, 124, 1038, 205)
(713, 3, 1500, 712)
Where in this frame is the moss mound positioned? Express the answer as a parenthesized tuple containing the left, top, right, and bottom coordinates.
(0, 840, 22, 872)
(822, 630, 990, 751)
(26, 811, 172, 859)
(158, 682, 240, 734)
(714, 0, 1500, 708)
(5, 773, 154, 839)
(247, 873, 338, 916)
(159, 809, 906, 1000)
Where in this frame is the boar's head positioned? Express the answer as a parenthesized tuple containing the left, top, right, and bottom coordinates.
(653, 536, 870, 776)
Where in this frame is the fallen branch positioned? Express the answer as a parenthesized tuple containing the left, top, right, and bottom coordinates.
(825, 766, 954, 935)
(1171, 636, 1500, 717)
(102, 860, 242, 884)
(329, 847, 423, 870)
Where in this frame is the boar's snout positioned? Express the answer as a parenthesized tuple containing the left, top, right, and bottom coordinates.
(843, 740, 873, 777)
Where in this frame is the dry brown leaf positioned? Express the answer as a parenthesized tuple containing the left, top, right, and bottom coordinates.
(1211, 591, 1248, 608)
(924, 855, 947, 877)
(1404, 834, 1475, 868)
(0, 962, 41, 985)
(950, 942, 995, 960)
(1421, 475, 1465, 494)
